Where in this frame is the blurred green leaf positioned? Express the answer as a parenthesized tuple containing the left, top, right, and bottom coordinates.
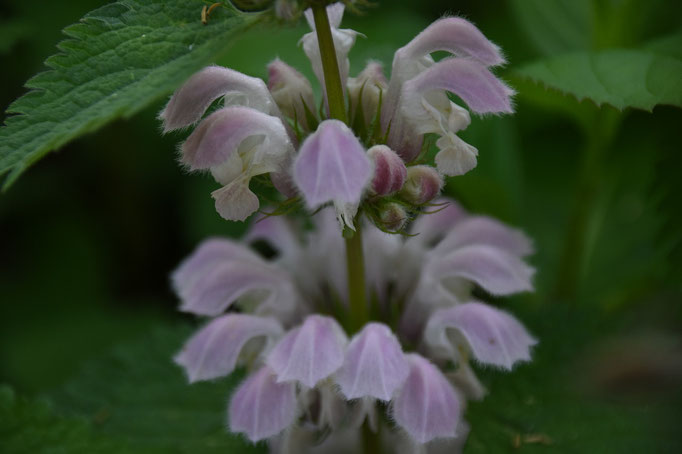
(0, 385, 131, 453)
(464, 304, 682, 453)
(509, 0, 592, 57)
(515, 32, 682, 111)
(0, 0, 258, 191)
(51, 325, 265, 454)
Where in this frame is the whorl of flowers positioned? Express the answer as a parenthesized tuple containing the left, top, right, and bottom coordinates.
(162, 3, 533, 452)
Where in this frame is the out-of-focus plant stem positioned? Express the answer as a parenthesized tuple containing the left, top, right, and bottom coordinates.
(554, 108, 621, 300)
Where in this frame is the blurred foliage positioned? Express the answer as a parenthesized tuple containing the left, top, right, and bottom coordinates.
(1, 0, 681, 452)
(0, 0, 256, 190)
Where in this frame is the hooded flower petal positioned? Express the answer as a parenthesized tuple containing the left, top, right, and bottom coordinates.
(267, 315, 348, 387)
(160, 66, 279, 132)
(176, 254, 297, 316)
(435, 216, 534, 258)
(172, 238, 264, 292)
(383, 17, 505, 129)
(392, 353, 461, 443)
(402, 58, 514, 116)
(229, 366, 297, 442)
(336, 323, 409, 401)
(174, 314, 283, 382)
(430, 244, 534, 296)
(181, 106, 293, 171)
(393, 17, 505, 70)
(425, 302, 537, 369)
(293, 120, 372, 214)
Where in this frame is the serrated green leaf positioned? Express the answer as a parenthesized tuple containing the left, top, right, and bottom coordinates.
(0, 385, 132, 453)
(51, 325, 265, 454)
(515, 32, 682, 111)
(0, 0, 259, 191)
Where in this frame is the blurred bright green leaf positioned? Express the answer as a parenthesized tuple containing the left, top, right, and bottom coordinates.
(515, 32, 682, 111)
(0, 0, 258, 191)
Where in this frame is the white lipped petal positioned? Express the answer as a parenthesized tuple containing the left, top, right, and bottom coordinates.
(266, 315, 348, 388)
(434, 133, 479, 177)
(392, 353, 462, 443)
(424, 302, 537, 370)
(229, 366, 298, 442)
(211, 177, 260, 222)
(301, 3, 359, 107)
(293, 120, 372, 227)
(335, 323, 409, 401)
(304, 2, 345, 29)
(174, 314, 283, 383)
(160, 65, 279, 132)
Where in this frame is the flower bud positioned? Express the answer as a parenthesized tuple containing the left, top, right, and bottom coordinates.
(400, 165, 443, 205)
(274, 0, 300, 21)
(367, 145, 407, 196)
(267, 58, 316, 129)
(377, 202, 408, 231)
(348, 61, 388, 127)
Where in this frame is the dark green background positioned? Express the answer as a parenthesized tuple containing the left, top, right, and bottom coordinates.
(1, 0, 681, 452)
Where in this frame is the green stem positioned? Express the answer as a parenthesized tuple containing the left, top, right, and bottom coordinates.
(311, 3, 368, 332)
(553, 108, 621, 300)
(345, 223, 369, 332)
(311, 3, 347, 123)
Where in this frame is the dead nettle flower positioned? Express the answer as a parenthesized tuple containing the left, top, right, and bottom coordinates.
(173, 200, 537, 450)
(159, 3, 513, 230)
(164, 3, 530, 452)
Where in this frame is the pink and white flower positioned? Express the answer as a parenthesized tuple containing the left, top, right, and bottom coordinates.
(163, 4, 529, 452)
(160, 3, 514, 228)
(173, 200, 536, 450)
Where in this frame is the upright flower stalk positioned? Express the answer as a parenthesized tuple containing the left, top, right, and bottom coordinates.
(161, 3, 533, 452)
(311, 3, 369, 333)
